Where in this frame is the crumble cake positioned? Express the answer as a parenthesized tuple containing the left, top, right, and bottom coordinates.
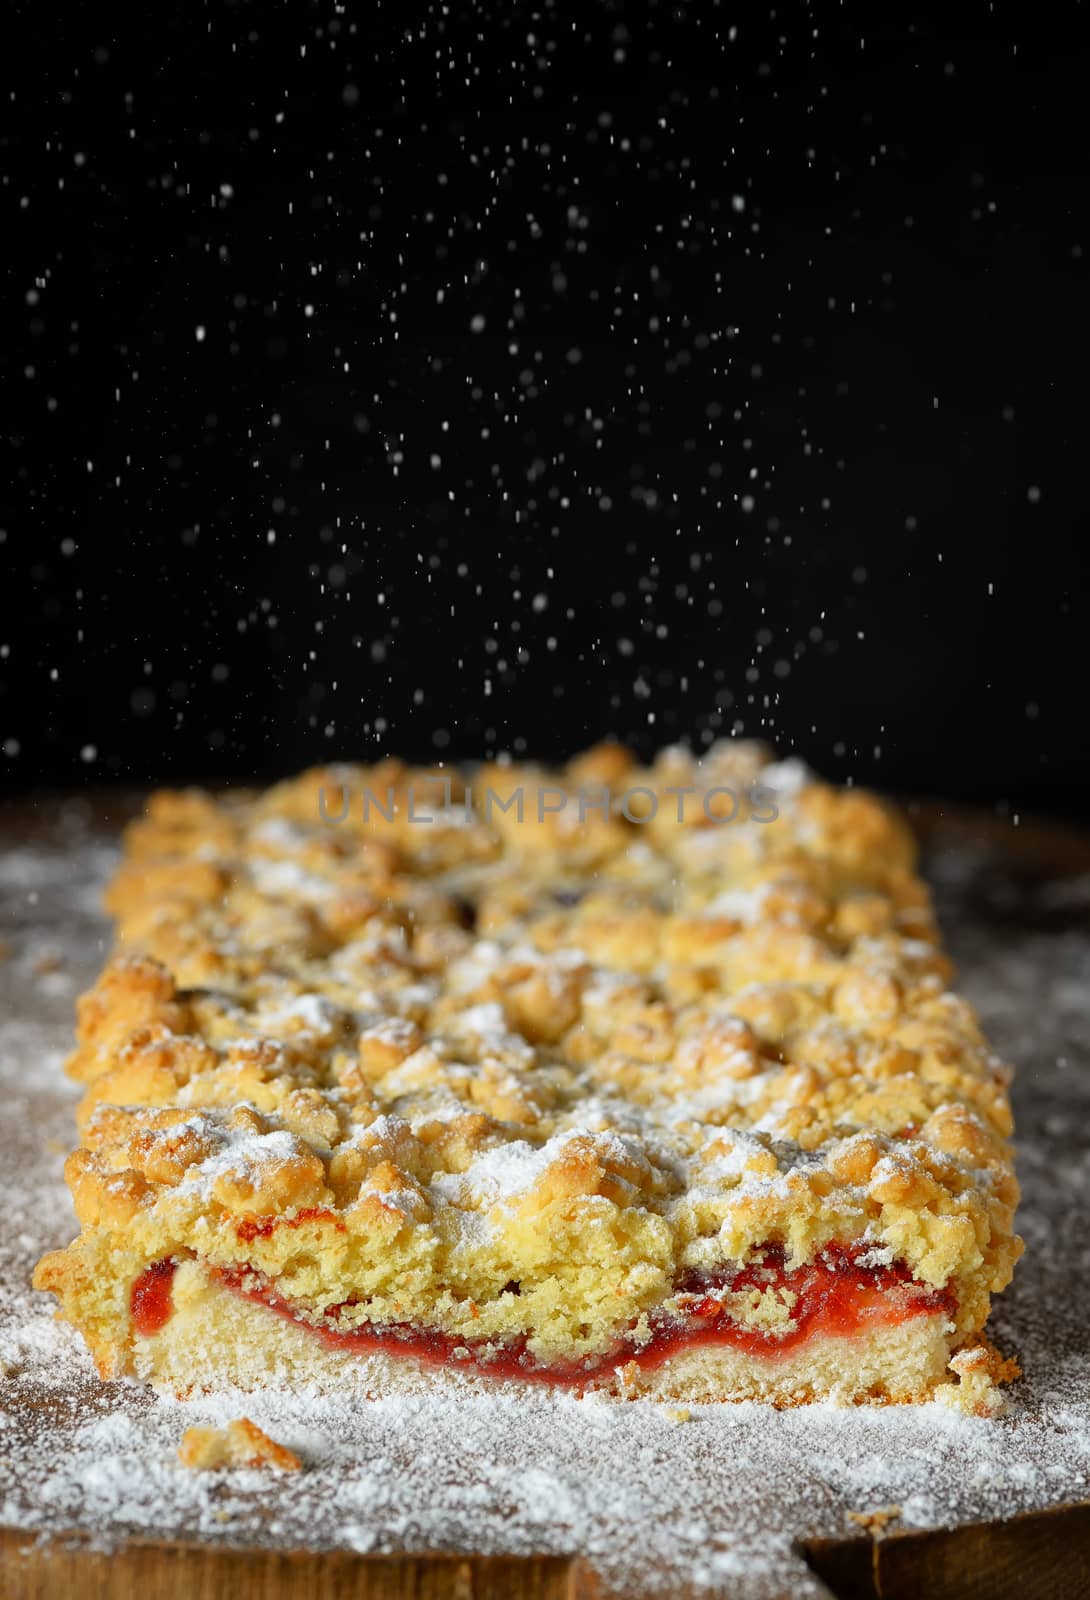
(33, 742, 1022, 1410)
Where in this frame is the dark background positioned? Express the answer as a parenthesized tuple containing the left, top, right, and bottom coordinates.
(3, 1, 1089, 818)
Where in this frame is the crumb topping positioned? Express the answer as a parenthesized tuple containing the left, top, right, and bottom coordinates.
(33, 740, 1021, 1377)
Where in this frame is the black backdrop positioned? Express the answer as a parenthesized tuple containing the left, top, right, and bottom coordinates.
(4, 2, 1089, 817)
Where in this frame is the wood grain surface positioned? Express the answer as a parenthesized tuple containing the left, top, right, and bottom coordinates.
(0, 1532, 597, 1600)
(803, 1499, 1090, 1600)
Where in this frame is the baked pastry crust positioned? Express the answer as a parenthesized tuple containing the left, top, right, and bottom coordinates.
(33, 742, 1022, 1409)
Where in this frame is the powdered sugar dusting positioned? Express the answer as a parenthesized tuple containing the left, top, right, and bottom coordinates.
(432, 1127, 638, 1207)
(172, 1123, 304, 1203)
(2, 799, 1090, 1598)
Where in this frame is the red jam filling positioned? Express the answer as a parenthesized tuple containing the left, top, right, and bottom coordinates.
(191, 1243, 955, 1388)
(130, 1258, 177, 1336)
(235, 1206, 345, 1244)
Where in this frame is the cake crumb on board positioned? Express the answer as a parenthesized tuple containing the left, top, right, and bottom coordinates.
(178, 1418, 301, 1472)
(846, 1504, 902, 1535)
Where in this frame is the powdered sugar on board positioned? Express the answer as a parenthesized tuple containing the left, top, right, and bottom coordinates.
(2, 799, 1090, 1599)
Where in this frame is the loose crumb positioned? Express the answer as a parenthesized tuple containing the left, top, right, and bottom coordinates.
(847, 1505, 902, 1535)
(178, 1418, 302, 1472)
(940, 1341, 1023, 1416)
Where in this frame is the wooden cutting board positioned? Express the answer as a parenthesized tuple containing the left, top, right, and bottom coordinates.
(5, 1500, 1090, 1598)
(0, 1532, 593, 1600)
(2, 791, 1089, 1600)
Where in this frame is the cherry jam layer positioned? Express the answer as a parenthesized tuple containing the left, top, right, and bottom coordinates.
(175, 1243, 955, 1389)
(130, 1258, 177, 1336)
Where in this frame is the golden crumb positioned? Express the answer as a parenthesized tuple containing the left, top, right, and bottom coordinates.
(178, 1418, 301, 1472)
(938, 1338, 1022, 1416)
(847, 1505, 902, 1535)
